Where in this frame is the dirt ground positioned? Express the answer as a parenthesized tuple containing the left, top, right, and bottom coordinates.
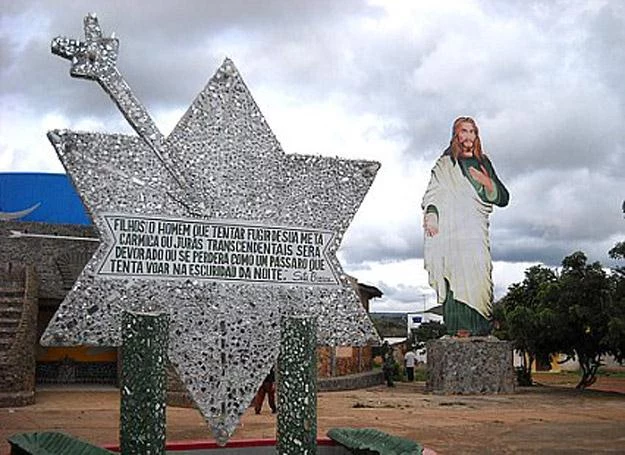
(1, 373, 625, 455)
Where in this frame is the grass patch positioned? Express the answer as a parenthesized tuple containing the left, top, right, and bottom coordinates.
(413, 367, 427, 381)
(535, 368, 625, 379)
(597, 368, 625, 378)
(399, 367, 427, 382)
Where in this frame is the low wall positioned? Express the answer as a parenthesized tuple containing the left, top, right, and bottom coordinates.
(318, 370, 384, 392)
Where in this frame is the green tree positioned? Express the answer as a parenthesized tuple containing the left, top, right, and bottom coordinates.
(497, 245, 625, 390)
(494, 265, 559, 386)
(554, 251, 621, 389)
(606, 242, 625, 364)
(608, 241, 625, 262)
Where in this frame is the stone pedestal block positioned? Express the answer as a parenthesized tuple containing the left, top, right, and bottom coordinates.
(426, 336, 515, 394)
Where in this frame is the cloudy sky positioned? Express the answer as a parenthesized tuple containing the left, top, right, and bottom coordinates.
(1, 0, 624, 312)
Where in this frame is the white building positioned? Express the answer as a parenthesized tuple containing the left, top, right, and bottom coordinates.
(406, 309, 443, 364)
(406, 309, 443, 335)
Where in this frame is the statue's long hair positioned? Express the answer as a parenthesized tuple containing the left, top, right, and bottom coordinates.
(449, 116, 484, 162)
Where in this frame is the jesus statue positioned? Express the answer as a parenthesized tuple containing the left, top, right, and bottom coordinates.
(422, 117, 509, 336)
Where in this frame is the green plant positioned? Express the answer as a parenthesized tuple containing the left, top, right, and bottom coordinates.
(413, 367, 427, 381)
(497, 243, 625, 390)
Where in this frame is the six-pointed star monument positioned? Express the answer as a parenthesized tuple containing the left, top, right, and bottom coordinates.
(41, 14, 381, 442)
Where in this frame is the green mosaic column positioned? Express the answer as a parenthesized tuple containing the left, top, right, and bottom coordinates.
(276, 315, 317, 455)
(120, 310, 169, 455)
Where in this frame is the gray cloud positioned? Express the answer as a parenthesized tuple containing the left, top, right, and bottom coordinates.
(380, 282, 432, 304)
(582, 3, 625, 111)
(340, 223, 421, 270)
(1, 0, 381, 118)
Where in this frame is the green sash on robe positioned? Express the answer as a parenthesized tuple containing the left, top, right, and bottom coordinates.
(458, 156, 509, 207)
(443, 281, 492, 336)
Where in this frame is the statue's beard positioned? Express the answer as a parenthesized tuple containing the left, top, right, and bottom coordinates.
(459, 141, 474, 157)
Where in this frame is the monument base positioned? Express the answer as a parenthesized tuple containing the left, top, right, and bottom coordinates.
(426, 336, 515, 394)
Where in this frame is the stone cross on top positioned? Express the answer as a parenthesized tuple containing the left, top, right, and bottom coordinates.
(51, 13, 183, 189)
(43, 14, 380, 442)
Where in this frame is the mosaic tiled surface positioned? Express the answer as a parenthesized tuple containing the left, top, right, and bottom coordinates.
(41, 14, 380, 443)
(120, 311, 169, 454)
(277, 316, 318, 455)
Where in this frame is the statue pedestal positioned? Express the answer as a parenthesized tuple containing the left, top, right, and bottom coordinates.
(426, 336, 515, 394)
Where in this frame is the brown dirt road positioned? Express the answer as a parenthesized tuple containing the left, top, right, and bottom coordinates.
(1, 373, 624, 454)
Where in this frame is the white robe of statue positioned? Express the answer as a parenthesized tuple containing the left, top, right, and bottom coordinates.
(422, 155, 493, 319)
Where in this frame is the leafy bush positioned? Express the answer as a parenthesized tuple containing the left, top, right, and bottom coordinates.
(497, 243, 625, 390)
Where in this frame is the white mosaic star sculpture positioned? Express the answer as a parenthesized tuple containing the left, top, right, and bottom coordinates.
(42, 14, 380, 443)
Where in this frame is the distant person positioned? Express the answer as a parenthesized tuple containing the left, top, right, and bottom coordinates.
(422, 117, 509, 336)
(254, 367, 277, 414)
(382, 342, 395, 387)
(404, 349, 417, 381)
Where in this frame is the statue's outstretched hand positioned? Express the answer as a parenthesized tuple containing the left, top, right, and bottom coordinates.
(424, 212, 439, 237)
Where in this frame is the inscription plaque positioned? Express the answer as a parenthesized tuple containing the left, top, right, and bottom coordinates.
(100, 214, 338, 285)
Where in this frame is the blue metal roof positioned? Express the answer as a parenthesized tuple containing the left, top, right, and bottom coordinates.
(0, 172, 92, 225)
